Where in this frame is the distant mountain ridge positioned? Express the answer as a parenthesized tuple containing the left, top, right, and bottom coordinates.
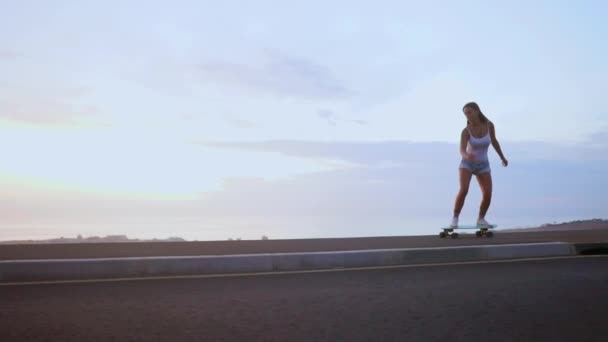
(502, 218, 608, 232)
(0, 235, 186, 245)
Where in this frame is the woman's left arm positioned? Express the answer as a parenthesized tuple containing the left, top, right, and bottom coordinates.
(489, 122, 508, 167)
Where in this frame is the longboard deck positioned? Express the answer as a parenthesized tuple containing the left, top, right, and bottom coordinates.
(439, 225, 497, 238)
(441, 224, 497, 230)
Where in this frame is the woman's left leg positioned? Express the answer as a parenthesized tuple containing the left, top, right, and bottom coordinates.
(476, 172, 493, 220)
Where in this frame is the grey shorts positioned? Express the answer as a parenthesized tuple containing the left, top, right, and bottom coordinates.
(460, 159, 491, 175)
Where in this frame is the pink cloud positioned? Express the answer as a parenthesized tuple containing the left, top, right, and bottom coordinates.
(0, 85, 98, 125)
(0, 49, 20, 60)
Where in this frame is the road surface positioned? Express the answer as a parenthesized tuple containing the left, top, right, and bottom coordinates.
(2, 229, 607, 260)
(2, 256, 607, 341)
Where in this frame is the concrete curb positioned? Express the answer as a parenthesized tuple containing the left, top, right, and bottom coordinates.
(573, 242, 608, 255)
(0, 242, 576, 283)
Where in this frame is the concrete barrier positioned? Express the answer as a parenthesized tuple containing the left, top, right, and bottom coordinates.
(484, 242, 575, 260)
(0, 242, 576, 283)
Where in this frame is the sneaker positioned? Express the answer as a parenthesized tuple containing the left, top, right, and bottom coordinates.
(477, 218, 493, 228)
(450, 217, 459, 228)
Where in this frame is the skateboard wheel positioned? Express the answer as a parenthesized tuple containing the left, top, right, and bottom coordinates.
(439, 232, 447, 238)
(451, 233, 459, 239)
(486, 231, 494, 238)
(475, 231, 482, 237)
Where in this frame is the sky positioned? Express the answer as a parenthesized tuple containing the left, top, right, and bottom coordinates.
(1, 0, 607, 241)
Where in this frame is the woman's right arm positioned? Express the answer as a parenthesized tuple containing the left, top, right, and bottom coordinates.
(460, 128, 470, 160)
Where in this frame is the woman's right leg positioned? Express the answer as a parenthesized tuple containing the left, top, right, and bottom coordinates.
(453, 167, 473, 218)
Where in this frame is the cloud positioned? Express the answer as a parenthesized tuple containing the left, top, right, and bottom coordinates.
(124, 51, 354, 103)
(317, 110, 337, 126)
(180, 146, 608, 230)
(192, 138, 608, 228)
(0, 84, 98, 125)
(0, 98, 97, 125)
(317, 110, 333, 120)
(197, 53, 353, 99)
(197, 140, 464, 166)
(197, 131, 608, 164)
(0, 50, 20, 60)
(350, 119, 368, 125)
(588, 130, 608, 147)
(317, 109, 368, 126)
(224, 114, 257, 128)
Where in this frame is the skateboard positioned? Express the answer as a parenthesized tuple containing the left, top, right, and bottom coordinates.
(439, 225, 496, 239)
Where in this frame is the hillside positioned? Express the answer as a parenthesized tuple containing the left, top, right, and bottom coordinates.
(0, 235, 186, 245)
(502, 219, 608, 232)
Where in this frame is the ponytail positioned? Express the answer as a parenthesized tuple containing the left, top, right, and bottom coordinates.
(478, 111, 488, 123)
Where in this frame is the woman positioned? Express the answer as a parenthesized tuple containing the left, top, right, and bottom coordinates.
(451, 102, 508, 228)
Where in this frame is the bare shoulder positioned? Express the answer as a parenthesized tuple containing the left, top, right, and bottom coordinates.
(488, 121, 495, 129)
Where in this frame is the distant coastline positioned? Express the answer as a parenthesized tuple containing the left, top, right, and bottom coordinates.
(1, 218, 606, 244)
(0, 234, 187, 245)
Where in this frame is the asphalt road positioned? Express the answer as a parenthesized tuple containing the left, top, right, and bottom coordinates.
(2, 256, 607, 341)
(2, 229, 607, 260)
